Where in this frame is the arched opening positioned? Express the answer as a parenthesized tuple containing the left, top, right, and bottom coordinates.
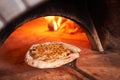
(0, 16, 91, 58)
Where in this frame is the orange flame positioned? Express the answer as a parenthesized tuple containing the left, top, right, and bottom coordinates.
(44, 16, 81, 33)
(44, 16, 62, 31)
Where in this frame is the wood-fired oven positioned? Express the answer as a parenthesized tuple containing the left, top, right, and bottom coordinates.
(0, 0, 120, 80)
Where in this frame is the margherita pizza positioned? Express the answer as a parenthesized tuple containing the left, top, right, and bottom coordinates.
(25, 42, 81, 69)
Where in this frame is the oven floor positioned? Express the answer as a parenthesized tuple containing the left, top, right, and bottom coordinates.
(0, 48, 120, 80)
(0, 18, 120, 80)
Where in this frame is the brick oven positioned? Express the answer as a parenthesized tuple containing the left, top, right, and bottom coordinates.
(0, 0, 120, 80)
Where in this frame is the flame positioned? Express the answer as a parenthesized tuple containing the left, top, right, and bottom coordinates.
(44, 16, 81, 33)
(44, 16, 62, 31)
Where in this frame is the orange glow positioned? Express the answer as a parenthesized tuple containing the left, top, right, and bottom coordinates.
(0, 16, 91, 58)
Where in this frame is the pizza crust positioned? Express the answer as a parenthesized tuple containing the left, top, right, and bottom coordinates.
(25, 42, 81, 69)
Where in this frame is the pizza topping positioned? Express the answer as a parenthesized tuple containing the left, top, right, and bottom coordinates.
(29, 43, 73, 62)
(25, 42, 80, 69)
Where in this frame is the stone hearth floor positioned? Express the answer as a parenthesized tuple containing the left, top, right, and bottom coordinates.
(0, 48, 120, 80)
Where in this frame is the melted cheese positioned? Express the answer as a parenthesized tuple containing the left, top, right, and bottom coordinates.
(30, 44, 73, 62)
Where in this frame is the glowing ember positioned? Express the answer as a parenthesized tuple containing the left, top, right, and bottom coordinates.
(44, 16, 81, 33)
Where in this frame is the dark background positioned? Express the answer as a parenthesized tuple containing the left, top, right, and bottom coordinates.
(87, 0, 120, 50)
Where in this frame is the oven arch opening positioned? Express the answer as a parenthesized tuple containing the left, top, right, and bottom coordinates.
(0, 0, 104, 52)
(1, 16, 92, 54)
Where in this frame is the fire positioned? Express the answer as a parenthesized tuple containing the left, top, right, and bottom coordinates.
(44, 16, 58, 31)
(44, 16, 81, 33)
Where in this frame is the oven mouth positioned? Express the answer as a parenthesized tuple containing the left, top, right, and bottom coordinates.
(0, 0, 104, 52)
(1, 16, 91, 54)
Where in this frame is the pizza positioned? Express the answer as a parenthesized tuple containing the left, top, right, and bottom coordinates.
(25, 42, 81, 69)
